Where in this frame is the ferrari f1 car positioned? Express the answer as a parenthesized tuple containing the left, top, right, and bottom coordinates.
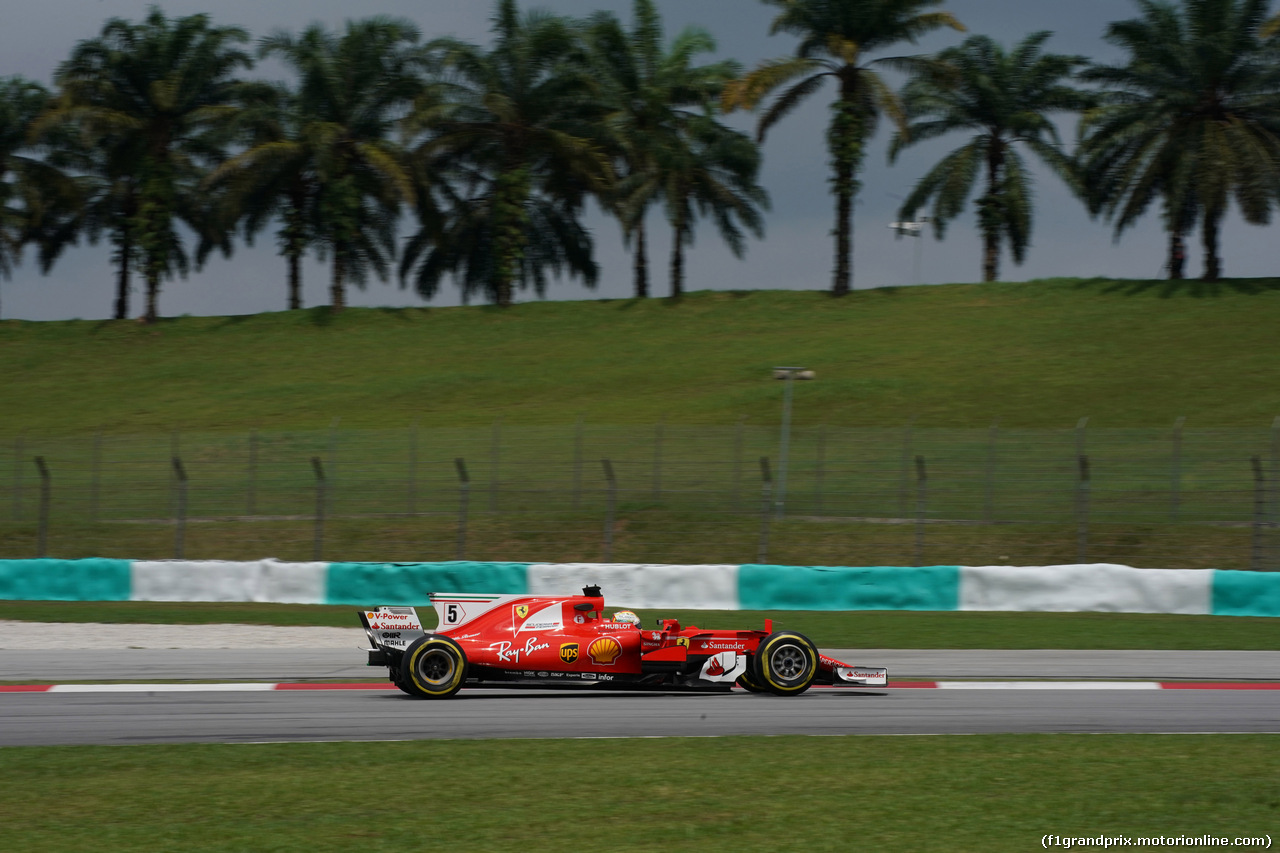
(358, 585, 887, 698)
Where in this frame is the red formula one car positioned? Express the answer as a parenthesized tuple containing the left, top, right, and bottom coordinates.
(358, 585, 887, 698)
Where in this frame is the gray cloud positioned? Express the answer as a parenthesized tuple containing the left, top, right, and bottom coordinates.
(2, 0, 1275, 320)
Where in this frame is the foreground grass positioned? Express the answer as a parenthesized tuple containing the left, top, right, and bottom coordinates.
(4, 279, 1280, 434)
(1, 736, 1275, 852)
(3, 601, 1277, 649)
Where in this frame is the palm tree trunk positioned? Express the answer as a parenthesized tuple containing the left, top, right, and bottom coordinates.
(670, 224, 684, 298)
(144, 269, 160, 324)
(114, 231, 132, 320)
(1201, 212, 1222, 282)
(331, 251, 346, 311)
(981, 140, 1005, 283)
(288, 251, 302, 310)
(633, 219, 649, 299)
(829, 80, 864, 297)
(1168, 232, 1186, 280)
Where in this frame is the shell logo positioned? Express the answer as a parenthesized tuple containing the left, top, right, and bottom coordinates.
(587, 636, 622, 666)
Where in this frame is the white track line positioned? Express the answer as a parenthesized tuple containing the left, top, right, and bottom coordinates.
(935, 681, 1162, 690)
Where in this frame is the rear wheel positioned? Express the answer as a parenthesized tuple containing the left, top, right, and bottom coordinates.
(754, 631, 818, 696)
(401, 635, 467, 699)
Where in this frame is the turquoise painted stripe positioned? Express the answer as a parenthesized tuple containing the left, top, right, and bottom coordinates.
(738, 565, 960, 611)
(0, 559, 132, 601)
(325, 561, 529, 606)
(1211, 569, 1280, 617)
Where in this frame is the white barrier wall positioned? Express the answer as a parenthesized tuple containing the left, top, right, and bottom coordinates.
(959, 564, 1213, 615)
(131, 559, 328, 604)
(527, 563, 740, 610)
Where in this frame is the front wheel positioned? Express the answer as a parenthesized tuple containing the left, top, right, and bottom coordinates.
(754, 631, 818, 696)
(401, 635, 468, 699)
(736, 669, 768, 693)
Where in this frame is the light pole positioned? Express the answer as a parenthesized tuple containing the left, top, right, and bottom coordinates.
(772, 366, 815, 517)
(888, 217, 931, 284)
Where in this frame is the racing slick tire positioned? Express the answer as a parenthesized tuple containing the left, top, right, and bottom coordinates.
(401, 635, 468, 699)
(754, 631, 818, 696)
(736, 669, 768, 693)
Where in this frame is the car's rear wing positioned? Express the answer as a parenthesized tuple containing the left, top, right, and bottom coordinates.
(357, 606, 426, 655)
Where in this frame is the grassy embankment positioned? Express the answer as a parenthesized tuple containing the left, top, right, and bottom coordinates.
(4, 278, 1280, 432)
(3, 279, 1280, 565)
(2, 736, 1276, 852)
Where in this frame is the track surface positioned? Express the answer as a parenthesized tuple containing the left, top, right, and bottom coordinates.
(6, 649, 1279, 682)
(3, 648, 1278, 746)
(3, 686, 1278, 746)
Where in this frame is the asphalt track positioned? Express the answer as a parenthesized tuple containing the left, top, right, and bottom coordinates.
(6, 648, 1279, 682)
(2, 649, 1279, 746)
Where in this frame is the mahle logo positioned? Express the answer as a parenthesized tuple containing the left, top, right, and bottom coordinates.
(559, 643, 579, 664)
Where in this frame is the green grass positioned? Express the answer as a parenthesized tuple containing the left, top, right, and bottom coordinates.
(4, 601, 1278, 649)
(1, 736, 1276, 852)
(4, 279, 1280, 434)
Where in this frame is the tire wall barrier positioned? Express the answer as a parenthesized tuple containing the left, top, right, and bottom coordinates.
(0, 559, 1277, 617)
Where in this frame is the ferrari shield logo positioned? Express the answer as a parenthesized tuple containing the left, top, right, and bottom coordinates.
(515, 604, 529, 620)
(675, 637, 689, 647)
(559, 643, 579, 664)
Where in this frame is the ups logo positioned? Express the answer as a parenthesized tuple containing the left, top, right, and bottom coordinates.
(515, 604, 529, 620)
(560, 643, 579, 664)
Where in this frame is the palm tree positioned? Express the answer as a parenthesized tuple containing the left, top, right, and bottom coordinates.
(586, 0, 741, 298)
(889, 33, 1093, 282)
(259, 18, 426, 311)
(659, 115, 769, 297)
(0, 77, 68, 318)
(1080, 0, 1280, 281)
(403, 0, 609, 307)
(46, 9, 253, 322)
(724, 0, 964, 295)
(205, 83, 317, 310)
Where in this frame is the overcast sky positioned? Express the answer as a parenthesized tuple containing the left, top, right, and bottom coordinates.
(3, 0, 1277, 320)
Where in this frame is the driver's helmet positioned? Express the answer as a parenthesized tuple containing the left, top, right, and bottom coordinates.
(611, 610, 641, 627)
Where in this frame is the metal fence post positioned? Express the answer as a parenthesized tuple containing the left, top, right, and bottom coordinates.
(172, 457, 188, 559)
(1251, 456, 1266, 571)
(914, 456, 927, 567)
(488, 419, 501, 512)
(898, 416, 916, 517)
(407, 420, 418, 515)
(12, 433, 25, 521)
(1075, 417, 1089, 460)
(1076, 454, 1091, 563)
(169, 430, 180, 518)
(311, 456, 326, 561)
(90, 429, 103, 522)
(1171, 416, 1185, 522)
(1270, 416, 1279, 527)
(34, 456, 49, 558)
(984, 418, 999, 523)
(813, 425, 827, 515)
(602, 459, 617, 562)
(652, 422, 664, 501)
(455, 457, 470, 560)
(757, 457, 773, 564)
(246, 428, 258, 516)
(327, 417, 340, 516)
(572, 416, 584, 510)
(732, 416, 745, 512)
